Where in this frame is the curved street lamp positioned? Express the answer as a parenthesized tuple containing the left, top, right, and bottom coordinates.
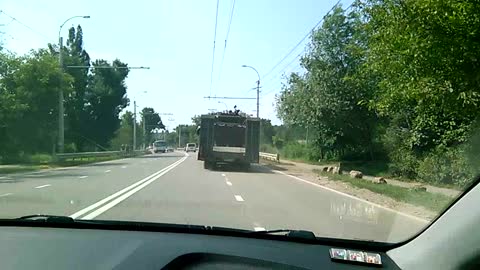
(218, 101, 228, 110)
(241, 65, 260, 118)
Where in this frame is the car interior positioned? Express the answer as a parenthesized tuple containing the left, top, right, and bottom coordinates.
(0, 178, 478, 270)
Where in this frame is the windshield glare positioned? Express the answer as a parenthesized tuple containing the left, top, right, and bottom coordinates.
(0, 0, 478, 244)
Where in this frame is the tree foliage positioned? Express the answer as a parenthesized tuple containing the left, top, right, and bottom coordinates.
(275, 0, 480, 186)
(0, 25, 133, 161)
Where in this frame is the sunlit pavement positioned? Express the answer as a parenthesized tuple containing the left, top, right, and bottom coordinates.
(0, 152, 427, 242)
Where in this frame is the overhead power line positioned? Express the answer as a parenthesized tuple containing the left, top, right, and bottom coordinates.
(261, 0, 341, 80)
(216, 0, 237, 92)
(208, 0, 221, 97)
(0, 10, 52, 41)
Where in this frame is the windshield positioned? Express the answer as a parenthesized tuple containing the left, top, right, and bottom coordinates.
(1, 0, 478, 244)
(154, 141, 166, 147)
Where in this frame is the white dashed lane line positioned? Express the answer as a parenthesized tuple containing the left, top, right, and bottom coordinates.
(226, 181, 232, 186)
(105, 170, 111, 173)
(78, 176, 88, 179)
(0, 193, 12, 197)
(234, 195, 244, 202)
(34, 184, 51, 189)
(121, 166, 127, 169)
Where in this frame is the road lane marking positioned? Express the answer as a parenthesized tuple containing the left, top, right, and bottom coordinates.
(221, 173, 226, 177)
(254, 227, 266, 231)
(81, 157, 187, 220)
(35, 184, 51, 189)
(0, 193, 12, 197)
(226, 181, 232, 186)
(234, 195, 244, 202)
(105, 170, 111, 173)
(272, 170, 429, 224)
(70, 154, 188, 219)
(121, 166, 127, 169)
(79, 176, 88, 179)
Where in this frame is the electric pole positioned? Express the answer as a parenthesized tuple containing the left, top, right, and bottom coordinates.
(133, 100, 136, 150)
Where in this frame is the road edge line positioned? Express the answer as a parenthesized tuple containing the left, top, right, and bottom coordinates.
(273, 170, 429, 224)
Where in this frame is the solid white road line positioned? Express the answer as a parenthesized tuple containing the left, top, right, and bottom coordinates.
(105, 170, 111, 173)
(70, 154, 187, 219)
(81, 157, 187, 220)
(273, 170, 429, 224)
(226, 181, 233, 186)
(254, 227, 266, 231)
(34, 184, 51, 189)
(234, 195, 244, 202)
(0, 193, 12, 197)
(78, 176, 88, 179)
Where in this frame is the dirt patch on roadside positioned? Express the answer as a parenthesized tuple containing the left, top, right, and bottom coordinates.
(262, 161, 438, 221)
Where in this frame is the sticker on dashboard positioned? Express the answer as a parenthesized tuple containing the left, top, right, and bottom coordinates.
(330, 248, 382, 265)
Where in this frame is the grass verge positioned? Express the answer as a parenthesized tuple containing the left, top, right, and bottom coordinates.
(315, 170, 453, 213)
(0, 165, 53, 175)
(0, 154, 140, 175)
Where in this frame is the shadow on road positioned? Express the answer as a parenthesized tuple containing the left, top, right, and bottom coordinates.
(134, 154, 181, 159)
(80, 162, 129, 167)
(210, 163, 276, 174)
(260, 163, 288, 172)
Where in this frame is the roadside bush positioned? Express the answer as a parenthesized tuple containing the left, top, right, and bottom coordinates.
(417, 146, 476, 188)
(260, 144, 277, 153)
(27, 154, 53, 165)
(281, 142, 321, 162)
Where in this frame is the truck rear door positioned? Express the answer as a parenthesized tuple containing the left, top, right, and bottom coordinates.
(198, 117, 214, 161)
(245, 119, 260, 163)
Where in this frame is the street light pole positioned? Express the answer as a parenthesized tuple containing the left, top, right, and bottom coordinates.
(241, 65, 260, 118)
(58, 15, 90, 153)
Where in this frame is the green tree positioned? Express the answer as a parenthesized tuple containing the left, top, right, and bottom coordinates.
(84, 59, 130, 149)
(140, 107, 164, 146)
(277, 4, 378, 160)
(110, 111, 134, 150)
(0, 50, 72, 160)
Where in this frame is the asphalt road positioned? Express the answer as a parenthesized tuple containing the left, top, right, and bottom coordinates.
(0, 152, 429, 242)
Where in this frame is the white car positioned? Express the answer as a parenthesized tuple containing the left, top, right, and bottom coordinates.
(185, 143, 196, 152)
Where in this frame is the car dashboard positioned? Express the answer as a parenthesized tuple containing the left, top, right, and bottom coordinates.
(0, 226, 400, 270)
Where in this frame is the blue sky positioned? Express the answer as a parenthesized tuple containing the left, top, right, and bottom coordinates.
(1, 0, 351, 129)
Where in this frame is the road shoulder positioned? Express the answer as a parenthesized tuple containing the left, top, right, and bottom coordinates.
(261, 160, 438, 221)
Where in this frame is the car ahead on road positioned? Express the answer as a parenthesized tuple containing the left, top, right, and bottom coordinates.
(185, 143, 196, 152)
(152, 140, 167, 153)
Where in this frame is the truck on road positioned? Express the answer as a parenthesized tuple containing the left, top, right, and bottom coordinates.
(197, 110, 260, 170)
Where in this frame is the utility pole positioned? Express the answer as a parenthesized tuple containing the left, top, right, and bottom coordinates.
(256, 79, 260, 118)
(178, 126, 181, 148)
(58, 35, 64, 153)
(241, 65, 261, 118)
(57, 15, 90, 153)
(133, 100, 137, 150)
(142, 114, 146, 149)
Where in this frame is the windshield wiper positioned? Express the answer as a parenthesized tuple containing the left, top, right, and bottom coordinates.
(17, 214, 75, 223)
(252, 229, 317, 240)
